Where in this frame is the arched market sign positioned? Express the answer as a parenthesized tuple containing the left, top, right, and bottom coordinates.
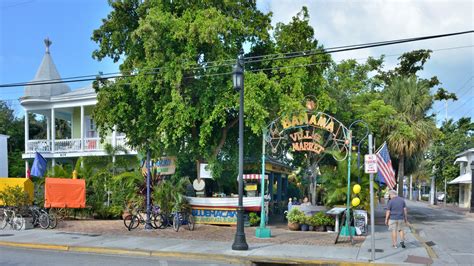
(267, 109, 351, 160)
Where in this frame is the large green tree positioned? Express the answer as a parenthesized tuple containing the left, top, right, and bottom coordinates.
(91, 2, 332, 180)
(382, 76, 438, 195)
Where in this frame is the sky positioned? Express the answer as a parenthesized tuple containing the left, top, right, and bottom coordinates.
(1, 0, 473, 123)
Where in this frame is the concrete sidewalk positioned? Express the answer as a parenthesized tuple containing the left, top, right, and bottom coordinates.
(0, 221, 433, 265)
(0, 227, 429, 265)
(0, 204, 435, 265)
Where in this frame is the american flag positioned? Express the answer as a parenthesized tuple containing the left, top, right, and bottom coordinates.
(376, 142, 397, 189)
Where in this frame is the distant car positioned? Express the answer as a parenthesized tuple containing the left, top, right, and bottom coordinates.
(437, 193, 445, 201)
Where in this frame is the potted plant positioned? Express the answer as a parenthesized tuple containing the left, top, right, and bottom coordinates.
(286, 208, 304, 231)
(312, 212, 326, 231)
(249, 212, 260, 226)
(324, 215, 335, 231)
(300, 215, 310, 231)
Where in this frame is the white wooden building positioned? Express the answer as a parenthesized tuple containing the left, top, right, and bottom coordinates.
(449, 148, 473, 208)
(0, 134, 8, 177)
(21, 39, 136, 173)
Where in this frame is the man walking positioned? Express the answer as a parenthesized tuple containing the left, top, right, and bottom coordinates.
(385, 190, 408, 248)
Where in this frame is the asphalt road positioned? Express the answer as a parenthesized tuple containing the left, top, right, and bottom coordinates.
(0, 246, 232, 266)
(407, 200, 474, 265)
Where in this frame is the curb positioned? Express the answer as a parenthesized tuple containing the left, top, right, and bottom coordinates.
(0, 240, 396, 265)
(408, 224, 438, 259)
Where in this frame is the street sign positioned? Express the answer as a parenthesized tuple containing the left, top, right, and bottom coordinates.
(364, 154, 377, 174)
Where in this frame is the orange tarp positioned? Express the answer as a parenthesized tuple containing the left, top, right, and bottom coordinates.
(44, 178, 86, 208)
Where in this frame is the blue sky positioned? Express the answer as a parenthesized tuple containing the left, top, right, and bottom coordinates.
(0, 0, 117, 116)
(1, 0, 473, 123)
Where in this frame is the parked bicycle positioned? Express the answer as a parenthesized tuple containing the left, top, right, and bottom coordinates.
(172, 210, 194, 232)
(0, 207, 24, 231)
(154, 211, 174, 229)
(29, 206, 50, 229)
(124, 205, 160, 231)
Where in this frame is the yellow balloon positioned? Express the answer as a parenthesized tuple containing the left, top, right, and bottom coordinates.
(352, 197, 360, 207)
(353, 184, 361, 194)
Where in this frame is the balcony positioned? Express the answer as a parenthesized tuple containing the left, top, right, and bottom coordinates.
(25, 136, 134, 154)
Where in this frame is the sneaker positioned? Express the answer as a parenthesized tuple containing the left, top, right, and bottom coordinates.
(400, 241, 406, 248)
(393, 244, 398, 248)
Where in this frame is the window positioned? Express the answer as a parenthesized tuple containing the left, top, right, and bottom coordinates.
(85, 116, 97, 138)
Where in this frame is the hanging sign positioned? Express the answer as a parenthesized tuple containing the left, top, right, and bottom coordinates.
(268, 110, 350, 159)
(364, 154, 377, 174)
(154, 156, 176, 175)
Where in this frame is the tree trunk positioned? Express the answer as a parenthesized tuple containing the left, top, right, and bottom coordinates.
(430, 175, 436, 205)
(409, 174, 413, 200)
(398, 156, 404, 197)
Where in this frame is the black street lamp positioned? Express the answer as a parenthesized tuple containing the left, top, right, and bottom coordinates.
(232, 55, 249, 251)
(470, 161, 474, 213)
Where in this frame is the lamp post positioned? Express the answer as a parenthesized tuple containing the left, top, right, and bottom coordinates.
(232, 55, 249, 250)
(145, 148, 153, 229)
(470, 161, 474, 213)
(256, 128, 271, 238)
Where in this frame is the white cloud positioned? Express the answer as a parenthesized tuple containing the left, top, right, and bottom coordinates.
(259, 0, 474, 121)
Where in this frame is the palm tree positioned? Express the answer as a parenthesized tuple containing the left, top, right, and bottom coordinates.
(383, 76, 438, 196)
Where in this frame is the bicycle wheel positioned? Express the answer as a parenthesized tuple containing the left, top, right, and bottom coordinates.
(129, 215, 140, 230)
(13, 214, 24, 231)
(123, 214, 133, 230)
(38, 213, 50, 229)
(153, 214, 165, 229)
(48, 213, 58, 229)
(187, 214, 194, 231)
(172, 213, 180, 232)
(0, 211, 7, 230)
(149, 214, 159, 229)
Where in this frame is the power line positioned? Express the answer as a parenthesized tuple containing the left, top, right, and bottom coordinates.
(1, 30, 473, 88)
(450, 95, 474, 114)
(243, 30, 474, 64)
(432, 75, 473, 113)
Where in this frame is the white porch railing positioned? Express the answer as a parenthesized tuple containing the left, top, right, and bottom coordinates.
(84, 137, 109, 151)
(55, 139, 82, 152)
(115, 135, 128, 148)
(26, 136, 134, 154)
(27, 140, 52, 153)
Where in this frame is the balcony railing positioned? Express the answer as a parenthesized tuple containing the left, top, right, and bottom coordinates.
(27, 140, 52, 153)
(55, 139, 82, 152)
(26, 136, 133, 154)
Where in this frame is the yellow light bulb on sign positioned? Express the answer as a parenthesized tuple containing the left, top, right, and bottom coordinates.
(352, 197, 360, 207)
(353, 184, 361, 194)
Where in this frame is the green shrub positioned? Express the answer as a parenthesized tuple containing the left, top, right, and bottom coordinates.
(0, 185, 31, 207)
(94, 205, 124, 219)
(286, 208, 305, 224)
(310, 211, 327, 226)
(249, 212, 260, 226)
(153, 176, 190, 214)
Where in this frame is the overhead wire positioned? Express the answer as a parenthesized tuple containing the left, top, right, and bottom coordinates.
(1, 30, 473, 88)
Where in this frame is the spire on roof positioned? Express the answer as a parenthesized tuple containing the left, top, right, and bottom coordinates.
(44, 37, 52, 53)
(23, 38, 71, 98)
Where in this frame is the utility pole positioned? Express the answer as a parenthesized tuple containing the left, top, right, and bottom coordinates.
(368, 133, 375, 261)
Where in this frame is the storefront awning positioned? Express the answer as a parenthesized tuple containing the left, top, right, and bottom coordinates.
(453, 156, 468, 164)
(448, 173, 472, 184)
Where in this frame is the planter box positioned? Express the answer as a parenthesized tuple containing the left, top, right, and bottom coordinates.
(4, 217, 34, 230)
